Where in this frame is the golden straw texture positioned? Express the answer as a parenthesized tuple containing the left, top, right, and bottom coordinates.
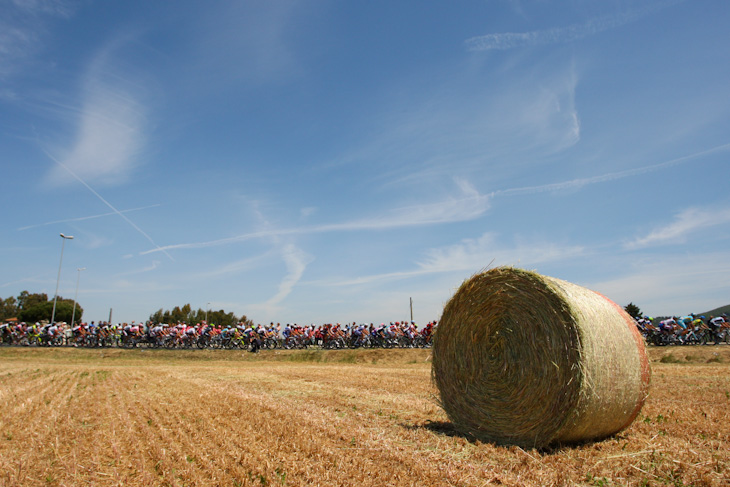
(432, 267, 650, 449)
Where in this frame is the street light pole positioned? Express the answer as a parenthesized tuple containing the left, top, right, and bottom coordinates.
(71, 267, 86, 326)
(51, 233, 74, 325)
(206, 302, 211, 324)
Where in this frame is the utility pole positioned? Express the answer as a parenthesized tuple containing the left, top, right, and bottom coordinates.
(410, 297, 413, 323)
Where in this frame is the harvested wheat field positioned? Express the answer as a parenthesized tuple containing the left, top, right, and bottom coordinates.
(0, 346, 728, 487)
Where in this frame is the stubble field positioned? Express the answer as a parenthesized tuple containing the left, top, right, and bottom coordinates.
(0, 346, 728, 487)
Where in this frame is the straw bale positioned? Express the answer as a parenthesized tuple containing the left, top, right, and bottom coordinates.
(432, 267, 650, 449)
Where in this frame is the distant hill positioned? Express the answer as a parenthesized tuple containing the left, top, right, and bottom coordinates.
(699, 304, 730, 317)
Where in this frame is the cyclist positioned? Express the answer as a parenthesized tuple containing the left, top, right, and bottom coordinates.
(708, 316, 727, 341)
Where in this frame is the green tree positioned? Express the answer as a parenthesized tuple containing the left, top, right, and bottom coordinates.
(15, 295, 82, 324)
(17, 291, 48, 311)
(17, 301, 53, 323)
(169, 305, 184, 323)
(181, 303, 197, 323)
(193, 308, 205, 323)
(207, 309, 240, 327)
(0, 296, 18, 321)
(149, 304, 248, 326)
(150, 308, 165, 323)
(624, 302, 643, 320)
(51, 300, 81, 324)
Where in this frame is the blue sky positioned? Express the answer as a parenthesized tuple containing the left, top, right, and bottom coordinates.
(2, 0, 729, 325)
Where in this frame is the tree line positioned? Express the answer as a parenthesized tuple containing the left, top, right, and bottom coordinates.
(0, 291, 250, 328)
(148, 304, 252, 327)
(0, 291, 83, 324)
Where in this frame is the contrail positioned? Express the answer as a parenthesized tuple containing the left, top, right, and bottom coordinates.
(465, 0, 686, 51)
(17, 204, 161, 231)
(140, 186, 490, 255)
(42, 150, 175, 261)
(494, 143, 730, 197)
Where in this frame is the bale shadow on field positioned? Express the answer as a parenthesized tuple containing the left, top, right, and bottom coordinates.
(408, 420, 466, 438)
(405, 420, 606, 454)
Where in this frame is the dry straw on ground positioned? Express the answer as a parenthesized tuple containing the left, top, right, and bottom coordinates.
(432, 266, 651, 449)
(0, 347, 727, 486)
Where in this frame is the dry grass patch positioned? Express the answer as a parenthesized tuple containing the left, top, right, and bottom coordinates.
(0, 346, 728, 486)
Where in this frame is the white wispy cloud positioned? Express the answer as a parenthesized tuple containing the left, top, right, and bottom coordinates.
(141, 180, 491, 255)
(10, 0, 76, 17)
(0, 273, 50, 289)
(265, 244, 314, 307)
(45, 40, 147, 187)
(300, 207, 316, 219)
(0, 23, 39, 78)
(199, 250, 278, 279)
(83, 232, 114, 250)
(328, 64, 582, 189)
(417, 233, 585, 273)
(588, 252, 730, 316)
(355, 179, 489, 228)
(0, 0, 77, 79)
(243, 249, 311, 319)
(238, 204, 315, 315)
(465, 0, 685, 51)
(318, 232, 585, 287)
(495, 143, 730, 197)
(512, 66, 580, 152)
(115, 260, 161, 276)
(626, 206, 730, 249)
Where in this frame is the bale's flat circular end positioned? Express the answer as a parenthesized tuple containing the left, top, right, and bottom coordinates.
(432, 267, 650, 449)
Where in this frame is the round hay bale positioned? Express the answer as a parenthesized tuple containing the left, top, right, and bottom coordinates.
(432, 266, 650, 449)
